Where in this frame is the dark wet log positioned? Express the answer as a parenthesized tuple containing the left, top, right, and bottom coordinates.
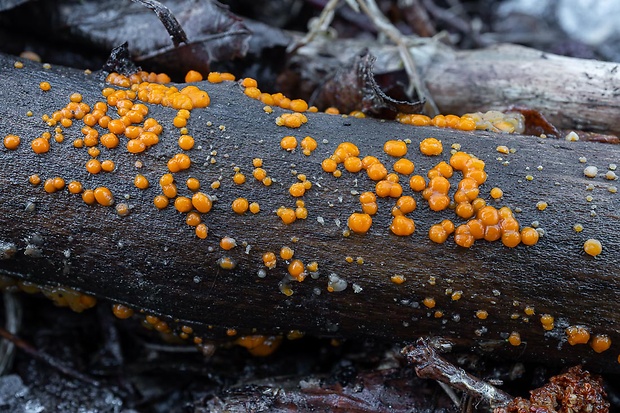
(0, 54, 619, 373)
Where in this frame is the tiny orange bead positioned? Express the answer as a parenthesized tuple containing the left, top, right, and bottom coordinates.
(178, 135, 194, 150)
(321, 158, 337, 173)
(383, 140, 407, 157)
(390, 215, 415, 236)
(153, 195, 169, 209)
(520, 227, 539, 246)
(134, 174, 149, 189)
(31, 137, 50, 154)
(94, 187, 114, 206)
(232, 197, 249, 214)
(186, 177, 200, 191)
(192, 192, 213, 213)
(3, 134, 20, 150)
(185, 70, 203, 83)
(347, 213, 372, 234)
(195, 223, 208, 239)
(280, 136, 297, 151)
(174, 196, 193, 213)
(85, 159, 102, 174)
(419, 138, 443, 156)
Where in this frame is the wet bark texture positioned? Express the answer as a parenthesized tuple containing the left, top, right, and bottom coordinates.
(0, 54, 618, 373)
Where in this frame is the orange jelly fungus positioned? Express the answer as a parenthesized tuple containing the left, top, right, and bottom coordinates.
(112, 303, 134, 319)
(280, 246, 294, 260)
(280, 136, 298, 151)
(383, 140, 407, 157)
(419, 138, 443, 155)
(31, 137, 50, 154)
(348, 213, 372, 234)
(195, 223, 208, 239)
(583, 239, 602, 257)
(174, 196, 193, 213)
(93, 187, 113, 206)
(3, 134, 20, 150)
(220, 237, 237, 250)
(566, 326, 590, 345)
(185, 70, 203, 82)
(277, 207, 296, 224)
(590, 335, 612, 353)
(153, 195, 169, 209)
(192, 192, 213, 213)
(300, 136, 317, 155)
(232, 197, 249, 214)
(390, 215, 415, 236)
(508, 332, 521, 346)
(288, 260, 305, 281)
(422, 297, 436, 309)
(393, 158, 414, 175)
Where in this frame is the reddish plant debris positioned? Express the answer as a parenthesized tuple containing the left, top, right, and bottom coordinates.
(495, 365, 609, 413)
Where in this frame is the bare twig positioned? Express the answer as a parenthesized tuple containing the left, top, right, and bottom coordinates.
(401, 338, 513, 409)
(131, 0, 189, 47)
(355, 0, 439, 115)
(0, 325, 101, 387)
(287, 0, 341, 54)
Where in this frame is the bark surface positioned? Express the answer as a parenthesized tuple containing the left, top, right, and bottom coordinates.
(0, 54, 618, 372)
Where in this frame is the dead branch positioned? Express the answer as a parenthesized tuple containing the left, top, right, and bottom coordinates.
(0, 54, 619, 373)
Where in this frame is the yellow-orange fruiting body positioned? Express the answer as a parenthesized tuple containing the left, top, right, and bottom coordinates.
(82, 190, 95, 205)
(590, 335, 611, 353)
(263, 252, 277, 269)
(419, 138, 442, 155)
(393, 159, 414, 175)
(195, 223, 208, 239)
(31, 137, 50, 154)
(508, 332, 521, 346)
(185, 212, 201, 226)
(321, 158, 337, 173)
(300, 136, 317, 155)
(3, 134, 20, 150)
(94, 187, 113, 206)
(39, 81, 51, 91)
(276, 207, 296, 224)
(153, 195, 169, 209)
(112, 304, 134, 319)
(233, 172, 246, 185)
(348, 213, 372, 234)
(220, 237, 237, 250)
(289, 99, 308, 112)
(185, 70, 203, 82)
(422, 297, 436, 308)
(192, 192, 213, 213)
(288, 260, 305, 281)
(390, 216, 415, 236)
(280, 136, 297, 151)
(289, 182, 306, 197)
(476, 310, 488, 320)
(67, 181, 83, 194)
(280, 246, 294, 260)
(490, 187, 503, 199)
(178, 135, 194, 150)
(186, 177, 200, 191)
(383, 140, 407, 157)
(101, 160, 115, 172)
(174, 196, 193, 213)
(232, 197, 249, 214)
(367, 163, 388, 181)
(100, 133, 119, 149)
(566, 326, 590, 345)
(409, 175, 426, 192)
(343, 157, 363, 173)
(428, 225, 448, 244)
(583, 239, 602, 256)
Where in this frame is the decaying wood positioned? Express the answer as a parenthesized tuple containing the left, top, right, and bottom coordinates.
(0, 54, 618, 373)
(293, 40, 620, 135)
